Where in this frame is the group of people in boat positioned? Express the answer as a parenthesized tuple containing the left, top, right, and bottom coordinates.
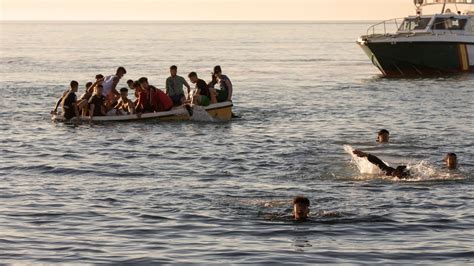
(51, 65, 233, 120)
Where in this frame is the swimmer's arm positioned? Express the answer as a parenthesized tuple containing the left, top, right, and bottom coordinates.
(366, 154, 394, 174)
(353, 150, 393, 174)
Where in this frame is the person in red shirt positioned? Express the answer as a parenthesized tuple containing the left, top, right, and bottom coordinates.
(136, 77, 173, 113)
(153, 88, 173, 112)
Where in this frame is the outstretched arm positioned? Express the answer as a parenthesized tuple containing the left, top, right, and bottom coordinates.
(353, 150, 394, 174)
(52, 90, 68, 113)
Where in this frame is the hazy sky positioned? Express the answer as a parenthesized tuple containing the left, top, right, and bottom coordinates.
(0, 0, 457, 21)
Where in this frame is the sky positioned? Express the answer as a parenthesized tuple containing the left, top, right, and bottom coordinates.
(0, 0, 464, 21)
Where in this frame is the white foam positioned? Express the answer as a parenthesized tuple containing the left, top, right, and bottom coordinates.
(344, 145, 464, 181)
(190, 105, 214, 122)
(344, 145, 384, 175)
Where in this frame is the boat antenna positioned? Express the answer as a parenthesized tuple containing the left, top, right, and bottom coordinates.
(441, 0, 447, 13)
(414, 0, 423, 15)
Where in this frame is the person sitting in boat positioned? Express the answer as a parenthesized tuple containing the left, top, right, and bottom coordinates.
(444, 153, 458, 170)
(138, 77, 173, 113)
(88, 85, 107, 119)
(166, 65, 191, 106)
(353, 149, 410, 179)
(126, 79, 134, 90)
(377, 129, 390, 143)
(111, 87, 136, 115)
(187, 72, 211, 106)
(51, 80, 77, 115)
(77, 75, 104, 116)
(102, 67, 127, 110)
(60, 80, 80, 120)
(293, 196, 310, 221)
(131, 80, 143, 107)
(209, 65, 233, 103)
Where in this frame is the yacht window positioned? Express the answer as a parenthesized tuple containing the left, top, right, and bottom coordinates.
(432, 18, 467, 30)
(399, 17, 431, 31)
(468, 19, 474, 32)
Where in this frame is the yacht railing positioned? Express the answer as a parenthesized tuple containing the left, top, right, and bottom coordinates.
(366, 18, 406, 36)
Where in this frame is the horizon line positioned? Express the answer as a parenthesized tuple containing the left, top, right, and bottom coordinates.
(0, 19, 380, 23)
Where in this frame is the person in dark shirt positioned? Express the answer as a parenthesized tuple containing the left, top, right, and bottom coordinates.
(188, 72, 211, 106)
(61, 80, 79, 120)
(208, 65, 233, 103)
(353, 149, 410, 179)
(51, 80, 77, 115)
(88, 85, 106, 119)
(77, 75, 104, 116)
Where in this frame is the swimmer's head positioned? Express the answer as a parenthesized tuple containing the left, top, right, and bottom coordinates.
(377, 129, 390, 143)
(293, 196, 310, 221)
(444, 153, 457, 170)
(393, 165, 410, 179)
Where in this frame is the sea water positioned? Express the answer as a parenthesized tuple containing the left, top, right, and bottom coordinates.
(0, 21, 473, 264)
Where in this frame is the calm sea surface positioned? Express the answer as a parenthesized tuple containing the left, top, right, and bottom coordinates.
(0, 22, 473, 264)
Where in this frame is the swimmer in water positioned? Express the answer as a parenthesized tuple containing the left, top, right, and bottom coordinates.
(353, 149, 410, 179)
(377, 129, 390, 143)
(293, 196, 310, 221)
(444, 153, 458, 170)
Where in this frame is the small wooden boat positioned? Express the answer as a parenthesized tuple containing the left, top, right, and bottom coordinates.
(52, 101, 233, 122)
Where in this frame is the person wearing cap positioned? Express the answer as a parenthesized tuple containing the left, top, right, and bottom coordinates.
(353, 149, 410, 179)
(293, 196, 310, 221)
(166, 65, 191, 106)
(112, 87, 136, 115)
(444, 153, 458, 170)
(377, 129, 390, 143)
(209, 65, 233, 103)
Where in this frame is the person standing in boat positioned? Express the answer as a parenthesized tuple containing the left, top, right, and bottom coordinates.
(61, 80, 80, 120)
(187, 72, 211, 106)
(166, 65, 191, 106)
(209, 65, 233, 103)
(102, 66, 127, 109)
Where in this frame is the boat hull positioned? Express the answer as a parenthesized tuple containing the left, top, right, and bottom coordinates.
(52, 102, 233, 122)
(358, 40, 474, 77)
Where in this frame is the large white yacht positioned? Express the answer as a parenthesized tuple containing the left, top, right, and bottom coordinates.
(357, 0, 474, 76)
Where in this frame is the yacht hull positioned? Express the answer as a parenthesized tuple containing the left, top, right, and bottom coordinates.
(358, 40, 474, 76)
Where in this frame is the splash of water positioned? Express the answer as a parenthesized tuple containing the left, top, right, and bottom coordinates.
(405, 160, 463, 181)
(190, 105, 214, 122)
(344, 145, 463, 181)
(343, 145, 384, 175)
